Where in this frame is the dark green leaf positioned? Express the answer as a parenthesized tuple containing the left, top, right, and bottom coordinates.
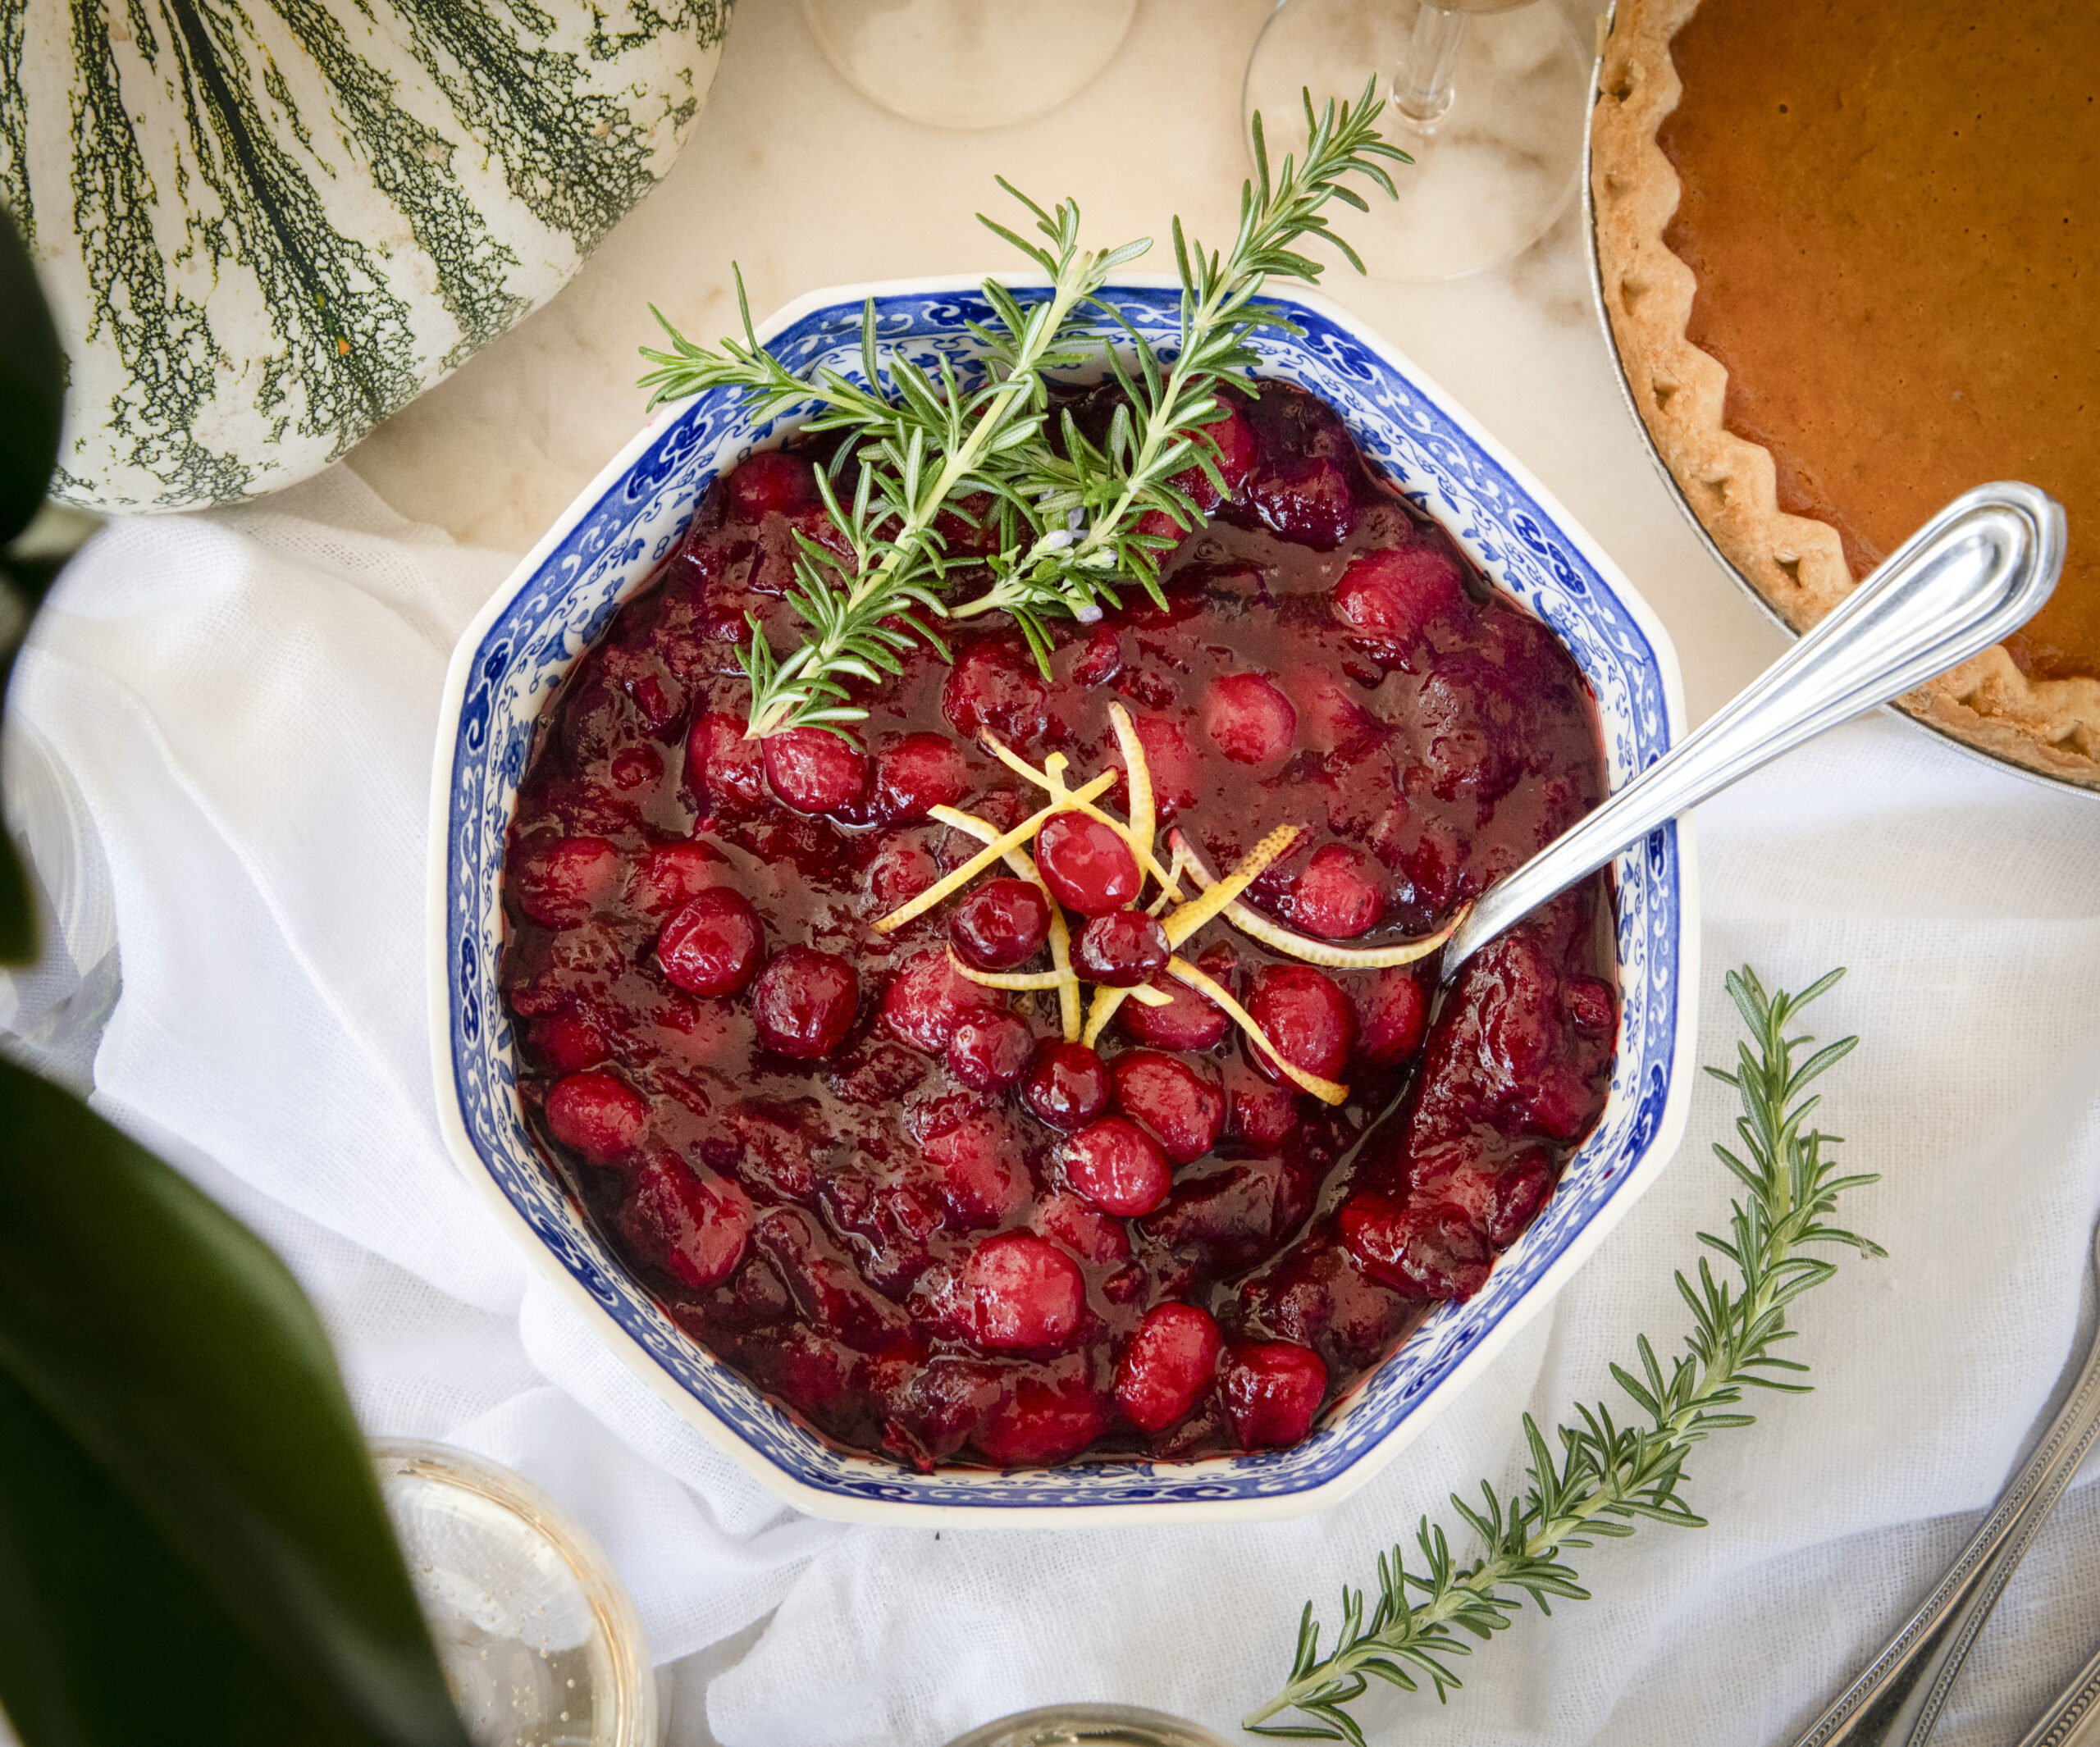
(0, 1366, 320, 1747)
(0, 205, 62, 551)
(0, 1061, 471, 1747)
(0, 634, 34, 965)
(0, 826, 34, 968)
(0, 203, 64, 965)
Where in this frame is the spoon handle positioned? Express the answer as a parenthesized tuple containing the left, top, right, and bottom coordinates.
(1439, 481, 2066, 977)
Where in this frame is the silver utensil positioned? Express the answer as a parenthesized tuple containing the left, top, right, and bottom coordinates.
(2016, 1636, 2100, 1747)
(1440, 481, 2066, 977)
(1782, 1217, 2100, 1747)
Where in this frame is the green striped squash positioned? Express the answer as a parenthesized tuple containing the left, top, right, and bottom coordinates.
(2, 0, 731, 511)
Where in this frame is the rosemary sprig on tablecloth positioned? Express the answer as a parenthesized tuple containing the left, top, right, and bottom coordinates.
(636, 84, 1405, 739)
(1244, 966, 1883, 1745)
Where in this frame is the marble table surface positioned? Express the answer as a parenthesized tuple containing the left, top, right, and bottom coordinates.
(342, 0, 1791, 733)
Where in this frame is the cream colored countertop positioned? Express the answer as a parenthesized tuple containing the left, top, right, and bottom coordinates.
(342, 0, 1787, 728)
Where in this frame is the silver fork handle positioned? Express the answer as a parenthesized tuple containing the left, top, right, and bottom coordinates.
(1787, 1222, 2100, 1747)
(1440, 481, 2066, 976)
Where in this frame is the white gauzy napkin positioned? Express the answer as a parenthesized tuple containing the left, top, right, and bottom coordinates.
(9, 477, 2100, 1747)
(4, 473, 839, 1685)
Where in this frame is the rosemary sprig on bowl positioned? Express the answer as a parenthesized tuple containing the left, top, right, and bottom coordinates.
(1244, 966, 1883, 1745)
(636, 83, 1406, 740)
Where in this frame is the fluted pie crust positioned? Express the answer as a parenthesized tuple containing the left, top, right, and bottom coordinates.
(1590, 0, 2100, 789)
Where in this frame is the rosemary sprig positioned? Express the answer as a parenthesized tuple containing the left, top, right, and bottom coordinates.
(641, 195, 1142, 737)
(949, 89, 1404, 660)
(1244, 966, 1883, 1745)
(634, 83, 1406, 737)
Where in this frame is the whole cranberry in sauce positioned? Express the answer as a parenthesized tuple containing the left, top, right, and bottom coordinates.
(1355, 969, 1430, 1067)
(628, 840, 726, 917)
(656, 888, 765, 997)
(947, 1012, 1035, 1091)
(1112, 1051, 1225, 1166)
(1072, 910, 1169, 986)
(976, 1373, 1108, 1467)
(1203, 672, 1298, 765)
(1331, 543, 1466, 649)
(1035, 813, 1140, 916)
(1024, 1041, 1113, 1131)
(544, 1071, 647, 1167)
(960, 1234, 1086, 1351)
(1221, 1340, 1328, 1448)
(883, 949, 1002, 1055)
(687, 713, 763, 811)
(750, 947, 859, 1059)
(530, 1013, 609, 1074)
(875, 732, 971, 823)
(1247, 965, 1357, 1083)
(1291, 844, 1383, 940)
(1118, 971, 1229, 1052)
(620, 1155, 750, 1289)
(1116, 1302, 1222, 1435)
(727, 448, 818, 519)
(514, 836, 620, 928)
(762, 727, 870, 815)
(1061, 1116, 1171, 1217)
(949, 878, 1052, 970)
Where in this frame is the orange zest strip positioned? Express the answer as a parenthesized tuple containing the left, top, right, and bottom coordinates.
(1083, 991, 1134, 1045)
(1107, 702, 1180, 904)
(1148, 836, 1196, 919)
(1043, 902, 1081, 1041)
(1166, 955, 1349, 1106)
(976, 731, 1184, 897)
(1160, 823, 1304, 951)
(947, 949, 1068, 992)
(1168, 829, 1472, 969)
(872, 769, 1117, 935)
(1080, 985, 1130, 1050)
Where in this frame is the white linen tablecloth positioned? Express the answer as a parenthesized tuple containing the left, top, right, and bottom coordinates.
(7, 472, 2098, 1747)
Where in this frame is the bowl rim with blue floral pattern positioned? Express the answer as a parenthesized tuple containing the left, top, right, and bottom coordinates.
(427, 271, 1700, 1526)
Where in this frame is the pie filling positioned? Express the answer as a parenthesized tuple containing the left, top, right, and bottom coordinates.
(499, 379, 1616, 1471)
(1656, 0, 2098, 686)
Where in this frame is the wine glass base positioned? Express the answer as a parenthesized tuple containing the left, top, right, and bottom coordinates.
(804, 0, 1138, 130)
(1243, 0, 1590, 284)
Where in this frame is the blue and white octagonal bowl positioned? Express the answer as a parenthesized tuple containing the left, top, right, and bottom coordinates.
(428, 275, 1698, 1526)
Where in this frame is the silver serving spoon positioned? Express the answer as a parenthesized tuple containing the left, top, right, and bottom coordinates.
(1439, 481, 2067, 978)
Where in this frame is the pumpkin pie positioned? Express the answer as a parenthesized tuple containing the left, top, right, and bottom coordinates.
(1591, 0, 2100, 787)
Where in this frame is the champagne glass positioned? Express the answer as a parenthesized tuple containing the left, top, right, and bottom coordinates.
(803, 0, 1138, 130)
(1243, 0, 1591, 282)
(373, 1441, 656, 1747)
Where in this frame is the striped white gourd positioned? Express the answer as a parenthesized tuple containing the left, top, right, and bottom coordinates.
(1, 0, 731, 510)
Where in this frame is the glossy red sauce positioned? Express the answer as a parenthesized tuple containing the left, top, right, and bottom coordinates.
(500, 379, 1616, 1471)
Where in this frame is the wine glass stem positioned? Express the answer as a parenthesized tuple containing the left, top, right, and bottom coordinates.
(1395, 2, 1468, 127)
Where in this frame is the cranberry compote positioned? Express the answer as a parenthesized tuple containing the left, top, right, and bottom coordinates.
(500, 380, 1615, 1473)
